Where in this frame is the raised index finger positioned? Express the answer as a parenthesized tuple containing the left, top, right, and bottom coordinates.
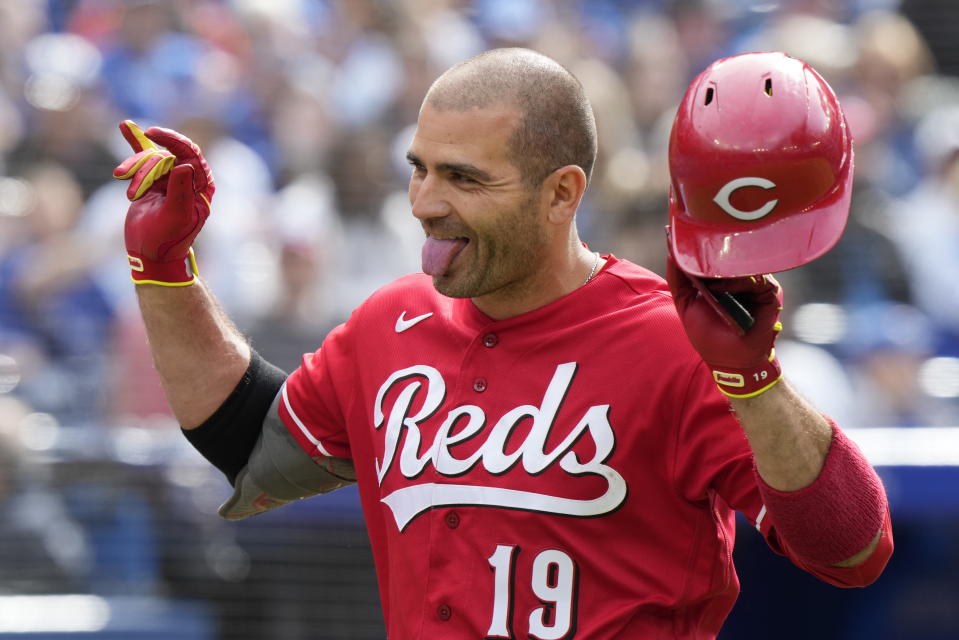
(144, 126, 212, 194)
(143, 126, 203, 162)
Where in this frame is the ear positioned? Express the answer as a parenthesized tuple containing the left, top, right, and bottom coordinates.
(542, 165, 588, 225)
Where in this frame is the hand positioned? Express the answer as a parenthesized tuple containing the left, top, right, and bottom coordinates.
(113, 120, 215, 286)
(666, 251, 783, 397)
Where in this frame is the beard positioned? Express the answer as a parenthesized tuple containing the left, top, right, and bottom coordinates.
(430, 191, 546, 300)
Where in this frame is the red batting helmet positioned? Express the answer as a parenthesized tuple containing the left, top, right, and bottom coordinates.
(668, 51, 853, 277)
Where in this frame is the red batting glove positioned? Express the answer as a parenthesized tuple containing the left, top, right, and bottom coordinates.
(113, 120, 215, 286)
(666, 250, 784, 398)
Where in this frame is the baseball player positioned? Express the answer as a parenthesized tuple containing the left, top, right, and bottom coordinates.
(114, 49, 892, 638)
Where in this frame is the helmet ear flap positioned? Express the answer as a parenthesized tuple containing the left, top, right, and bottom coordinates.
(667, 51, 853, 278)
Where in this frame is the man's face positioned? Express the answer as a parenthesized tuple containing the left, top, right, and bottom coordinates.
(407, 101, 547, 299)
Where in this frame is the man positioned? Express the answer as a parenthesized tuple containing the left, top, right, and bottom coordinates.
(115, 48, 892, 639)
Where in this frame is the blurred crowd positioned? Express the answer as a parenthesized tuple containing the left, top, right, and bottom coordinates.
(1, 0, 959, 636)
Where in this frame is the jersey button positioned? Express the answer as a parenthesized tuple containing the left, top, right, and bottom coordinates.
(482, 333, 498, 348)
(445, 511, 460, 529)
(437, 604, 452, 621)
(473, 378, 487, 392)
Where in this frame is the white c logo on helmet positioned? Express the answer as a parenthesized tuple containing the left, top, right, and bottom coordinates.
(713, 177, 778, 220)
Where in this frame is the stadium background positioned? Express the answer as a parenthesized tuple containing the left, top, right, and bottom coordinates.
(1, 0, 958, 637)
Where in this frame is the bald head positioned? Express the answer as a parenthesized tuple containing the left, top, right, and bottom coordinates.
(425, 48, 597, 188)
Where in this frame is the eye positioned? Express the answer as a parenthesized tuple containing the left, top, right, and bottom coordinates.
(450, 172, 477, 184)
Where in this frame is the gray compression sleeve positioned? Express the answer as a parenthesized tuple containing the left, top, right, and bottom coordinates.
(218, 392, 356, 520)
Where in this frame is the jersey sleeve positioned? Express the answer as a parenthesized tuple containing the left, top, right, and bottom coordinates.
(670, 361, 892, 587)
(276, 322, 355, 461)
(670, 360, 755, 508)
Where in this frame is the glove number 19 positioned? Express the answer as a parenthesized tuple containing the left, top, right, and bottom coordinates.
(486, 544, 578, 640)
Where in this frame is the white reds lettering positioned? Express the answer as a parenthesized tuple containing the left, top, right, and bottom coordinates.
(372, 362, 627, 530)
(713, 176, 778, 220)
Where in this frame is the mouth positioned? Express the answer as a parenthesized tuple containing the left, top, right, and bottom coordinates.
(421, 235, 470, 276)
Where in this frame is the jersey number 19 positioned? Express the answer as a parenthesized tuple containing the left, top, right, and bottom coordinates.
(486, 544, 578, 640)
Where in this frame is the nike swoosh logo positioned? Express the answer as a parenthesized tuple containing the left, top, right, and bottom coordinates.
(395, 311, 433, 333)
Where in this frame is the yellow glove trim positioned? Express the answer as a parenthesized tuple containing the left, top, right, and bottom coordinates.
(114, 149, 162, 180)
(128, 248, 199, 286)
(124, 120, 157, 151)
(131, 154, 175, 200)
(187, 247, 199, 276)
(718, 374, 783, 399)
(131, 276, 197, 287)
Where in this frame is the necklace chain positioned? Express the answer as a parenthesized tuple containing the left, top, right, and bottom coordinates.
(583, 252, 600, 286)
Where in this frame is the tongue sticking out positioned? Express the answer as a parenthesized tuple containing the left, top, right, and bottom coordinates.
(422, 237, 468, 276)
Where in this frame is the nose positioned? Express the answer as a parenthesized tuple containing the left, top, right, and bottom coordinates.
(409, 172, 450, 222)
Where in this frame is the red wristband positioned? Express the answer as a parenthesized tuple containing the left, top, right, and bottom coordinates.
(128, 248, 198, 286)
(756, 423, 887, 566)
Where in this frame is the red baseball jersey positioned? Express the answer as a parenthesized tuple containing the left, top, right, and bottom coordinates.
(278, 255, 878, 639)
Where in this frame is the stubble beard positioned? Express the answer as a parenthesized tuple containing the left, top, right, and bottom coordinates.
(432, 192, 545, 300)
